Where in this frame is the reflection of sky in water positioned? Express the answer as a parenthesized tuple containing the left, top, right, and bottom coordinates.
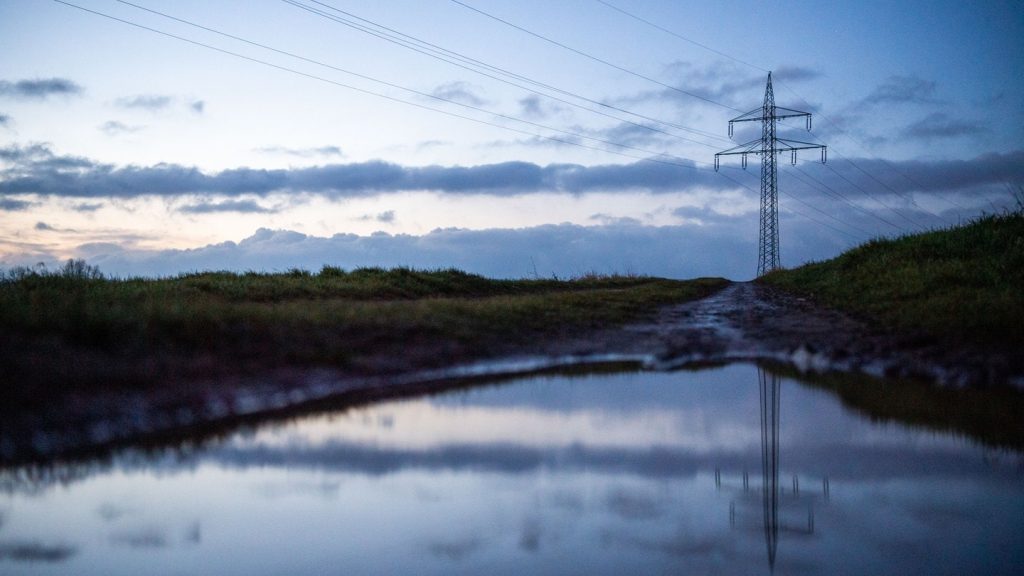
(1, 363, 1021, 575)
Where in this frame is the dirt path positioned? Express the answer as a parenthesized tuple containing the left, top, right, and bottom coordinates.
(564, 282, 1016, 387)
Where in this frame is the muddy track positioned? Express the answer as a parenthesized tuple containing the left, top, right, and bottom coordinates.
(568, 282, 1019, 387)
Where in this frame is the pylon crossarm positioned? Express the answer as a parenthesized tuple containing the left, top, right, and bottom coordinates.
(729, 107, 765, 123)
(773, 106, 812, 118)
(716, 139, 761, 156)
(773, 137, 825, 151)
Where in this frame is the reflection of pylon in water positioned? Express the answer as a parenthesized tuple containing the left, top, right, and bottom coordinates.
(760, 366, 781, 569)
(719, 366, 829, 573)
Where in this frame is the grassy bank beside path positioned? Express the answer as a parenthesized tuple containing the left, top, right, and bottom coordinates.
(0, 264, 727, 395)
(761, 212, 1024, 352)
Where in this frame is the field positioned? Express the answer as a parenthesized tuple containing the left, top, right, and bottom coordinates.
(0, 264, 727, 398)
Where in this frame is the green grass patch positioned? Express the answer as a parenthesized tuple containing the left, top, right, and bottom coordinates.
(761, 211, 1024, 349)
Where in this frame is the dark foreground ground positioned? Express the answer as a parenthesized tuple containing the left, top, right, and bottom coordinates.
(3, 278, 1022, 464)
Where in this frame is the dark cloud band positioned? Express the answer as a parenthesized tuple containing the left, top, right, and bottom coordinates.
(1, 143, 1020, 200)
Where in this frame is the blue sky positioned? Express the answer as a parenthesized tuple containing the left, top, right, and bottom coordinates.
(1, 0, 1021, 279)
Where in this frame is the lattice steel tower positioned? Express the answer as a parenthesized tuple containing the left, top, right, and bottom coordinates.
(715, 73, 827, 276)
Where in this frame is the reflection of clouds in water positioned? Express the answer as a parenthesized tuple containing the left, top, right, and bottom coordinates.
(106, 524, 202, 550)
(184, 522, 201, 545)
(0, 541, 78, 562)
(109, 525, 168, 548)
(605, 487, 664, 521)
(599, 526, 745, 566)
(0, 366, 1020, 575)
(97, 502, 130, 522)
(251, 478, 342, 499)
(519, 516, 542, 552)
(548, 490, 585, 513)
(427, 536, 483, 561)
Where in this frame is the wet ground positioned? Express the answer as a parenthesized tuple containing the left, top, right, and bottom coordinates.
(549, 282, 1017, 386)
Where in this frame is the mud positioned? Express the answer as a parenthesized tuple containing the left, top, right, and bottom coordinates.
(568, 282, 1020, 387)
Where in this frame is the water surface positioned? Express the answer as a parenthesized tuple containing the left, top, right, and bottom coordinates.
(1, 363, 1021, 575)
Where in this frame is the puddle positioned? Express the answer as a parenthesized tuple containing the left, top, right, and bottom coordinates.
(1, 363, 1021, 575)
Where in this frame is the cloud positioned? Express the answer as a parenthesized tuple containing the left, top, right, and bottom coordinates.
(623, 63, 786, 109)
(356, 210, 396, 223)
(0, 197, 32, 211)
(772, 65, 824, 83)
(901, 112, 988, 141)
(99, 120, 143, 136)
(861, 75, 939, 107)
(589, 213, 642, 226)
(115, 94, 206, 115)
(115, 94, 173, 111)
(254, 145, 344, 158)
(0, 143, 721, 198)
(0, 113, 10, 127)
(179, 199, 277, 214)
(622, 63, 820, 113)
(34, 221, 57, 231)
(517, 95, 566, 120)
(72, 202, 104, 212)
(416, 140, 448, 150)
(518, 95, 545, 118)
(484, 134, 583, 149)
(2, 144, 1019, 206)
(594, 121, 670, 148)
(0, 78, 83, 99)
(70, 221, 765, 279)
(429, 81, 488, 106)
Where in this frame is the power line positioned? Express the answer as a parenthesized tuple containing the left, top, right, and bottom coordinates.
(787, 165, 908, 232)
(100, 1, 708, 168)
(715, 168, 866, 240)
(280, 0, 729, 147)
(296, 0, 729, 143)
(789, 124, 960, 226)
(449, 0, 742, 113)
(278, 0, 726, 149)
(592, 0, 768, 73)
(818, 156, 945, 229)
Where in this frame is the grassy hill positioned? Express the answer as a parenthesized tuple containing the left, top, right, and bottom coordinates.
(761, 211, 1024, 351)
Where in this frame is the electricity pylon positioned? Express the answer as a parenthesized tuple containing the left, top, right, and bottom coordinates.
(715, 73, 827, 276)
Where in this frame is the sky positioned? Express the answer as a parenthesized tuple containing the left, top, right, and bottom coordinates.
(1, 0, 1021, 280)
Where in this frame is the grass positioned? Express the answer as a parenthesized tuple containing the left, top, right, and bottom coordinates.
(0, 263, 727, 394)
(761, 211, 1024, 350)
